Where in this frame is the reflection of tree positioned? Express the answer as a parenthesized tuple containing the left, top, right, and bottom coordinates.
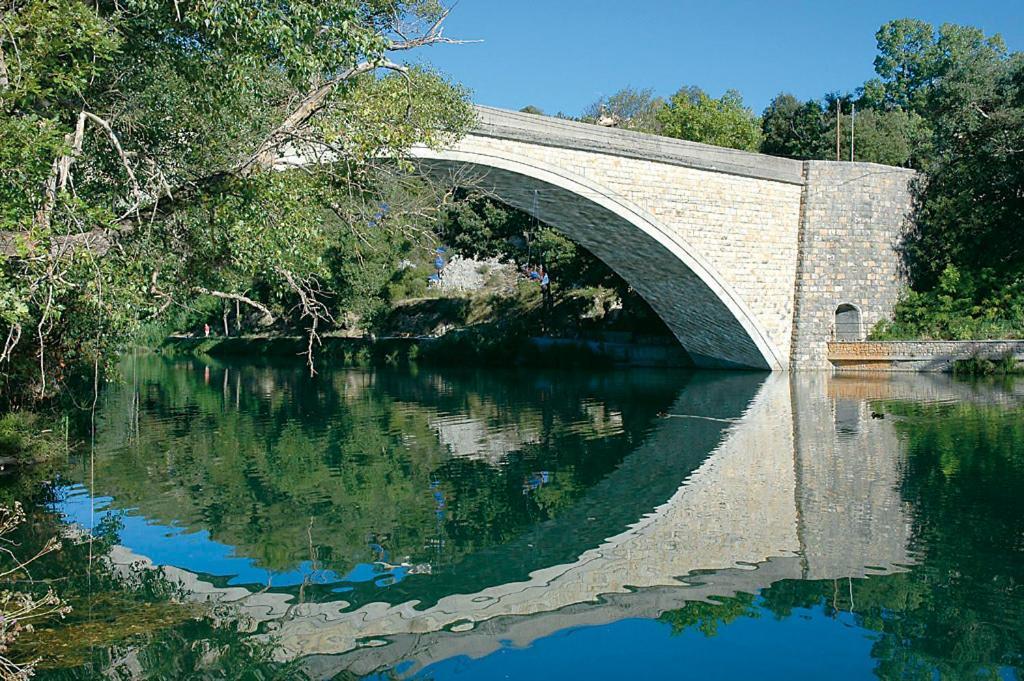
(78, 356, 680, 584)
(658, 593, 757, 637)
(3, 494, 192, 677)
(4, 486, 320, 680)
(865, 399, 1024, 679)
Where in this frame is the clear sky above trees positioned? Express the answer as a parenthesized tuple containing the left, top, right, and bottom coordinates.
(417, 0, 1024, 115)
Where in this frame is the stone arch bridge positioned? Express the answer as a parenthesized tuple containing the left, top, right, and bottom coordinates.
(294, 106, 916, 370)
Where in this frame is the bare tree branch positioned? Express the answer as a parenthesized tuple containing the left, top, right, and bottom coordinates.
(193, 288, 277, 324)
(238, 59, 384, 176)
(80, 111, 144, 207)
(0, 324, 21, 363)
(0, 21, 20, 93)
(37, 110, 144, 232)
(388, 5, 481, 51)
(277, 268, 333, 376)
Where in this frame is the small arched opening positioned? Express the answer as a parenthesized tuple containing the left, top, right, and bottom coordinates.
(834, 304, 863, 342)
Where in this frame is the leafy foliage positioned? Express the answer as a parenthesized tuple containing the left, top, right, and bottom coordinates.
(0, 411, 62, 465)
(582, 87, 665, 134)
(0, 0, 474, 402)
(760, 94, 833, 160)
(904, 54, 1024, 290)
(760, 93, 930, 166)
(871, 266, 1024, 340)
(657, 87, 762, 151)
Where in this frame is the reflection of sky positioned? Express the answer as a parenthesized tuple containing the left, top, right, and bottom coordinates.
(393, 604, 879, 680)
(54, 484, 407, 589)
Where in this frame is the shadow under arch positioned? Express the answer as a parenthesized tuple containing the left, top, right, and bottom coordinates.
(410, 145, 786, 370)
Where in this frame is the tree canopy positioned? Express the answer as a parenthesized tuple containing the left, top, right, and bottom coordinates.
(582, 87, 665, 134)
(0, 0, 475, 401)
(657, 87, 762, 151)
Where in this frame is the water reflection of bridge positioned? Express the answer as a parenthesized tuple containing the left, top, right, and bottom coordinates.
(97, 370, 953, 678)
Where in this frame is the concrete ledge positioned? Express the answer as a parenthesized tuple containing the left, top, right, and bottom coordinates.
(473, 106, 807, 185)
(829, 340, 1024, 372)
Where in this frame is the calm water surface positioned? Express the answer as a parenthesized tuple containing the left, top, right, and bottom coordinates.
(14, 354, 1024, 679)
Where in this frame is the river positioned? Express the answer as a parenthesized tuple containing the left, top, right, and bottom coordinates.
(15, 353, 1024, 679)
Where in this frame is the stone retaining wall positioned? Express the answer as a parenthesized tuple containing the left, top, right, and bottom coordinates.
(829, 340, 1024, 372)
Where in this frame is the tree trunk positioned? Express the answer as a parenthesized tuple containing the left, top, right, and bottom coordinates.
(0, 44, 9, 91)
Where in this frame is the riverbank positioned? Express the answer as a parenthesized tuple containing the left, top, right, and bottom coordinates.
(166, 336, 1024, 374)
(161, 331, 694, 369)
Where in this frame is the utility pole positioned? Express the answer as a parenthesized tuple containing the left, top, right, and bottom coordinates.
(835, 99, 841, 161)
(850, 102, 856, 162)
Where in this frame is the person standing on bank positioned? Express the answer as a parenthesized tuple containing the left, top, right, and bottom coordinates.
(540, 266, 553, 324)
(434, 247, 446, 282)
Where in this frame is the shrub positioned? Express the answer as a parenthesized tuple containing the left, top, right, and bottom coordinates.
(0, 413, 59, 465)
(872, 266, 1024, 340)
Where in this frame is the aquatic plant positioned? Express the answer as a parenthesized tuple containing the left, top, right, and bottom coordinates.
(0, 503, 68, 680)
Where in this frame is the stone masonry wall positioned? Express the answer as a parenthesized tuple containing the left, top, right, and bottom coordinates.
(829, 340, 1024, 372)
(790, 162, 916, 369)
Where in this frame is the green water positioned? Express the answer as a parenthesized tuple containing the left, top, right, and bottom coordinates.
(8, 354, 1024, 680)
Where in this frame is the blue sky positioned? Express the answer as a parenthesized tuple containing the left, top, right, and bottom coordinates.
(414, 0, 1024, 116)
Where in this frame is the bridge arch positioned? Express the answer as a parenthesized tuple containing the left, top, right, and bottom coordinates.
(411, 144, 787, 370)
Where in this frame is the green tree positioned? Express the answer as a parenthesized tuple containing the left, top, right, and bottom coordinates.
(905, 48, 1024, 290)
(760, 93, 930, 167)
(582, 86, 666, 134)
(657, 87, 762, 151)
(844, 107, 932, 167)
(872, 19, 941, 111)
(872, 19, 1008, 115)
(0, 0, 475, 401)
(438, 194, 621, 291)
(760, 93, 831, 159)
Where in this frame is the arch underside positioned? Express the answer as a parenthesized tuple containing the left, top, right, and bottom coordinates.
(412, 148, 785, 371)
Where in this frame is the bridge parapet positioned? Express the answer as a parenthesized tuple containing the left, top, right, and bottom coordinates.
(472, 106, 805, 185)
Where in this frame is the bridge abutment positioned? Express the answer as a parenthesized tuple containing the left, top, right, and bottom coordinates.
(791, 162, 915, 369)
